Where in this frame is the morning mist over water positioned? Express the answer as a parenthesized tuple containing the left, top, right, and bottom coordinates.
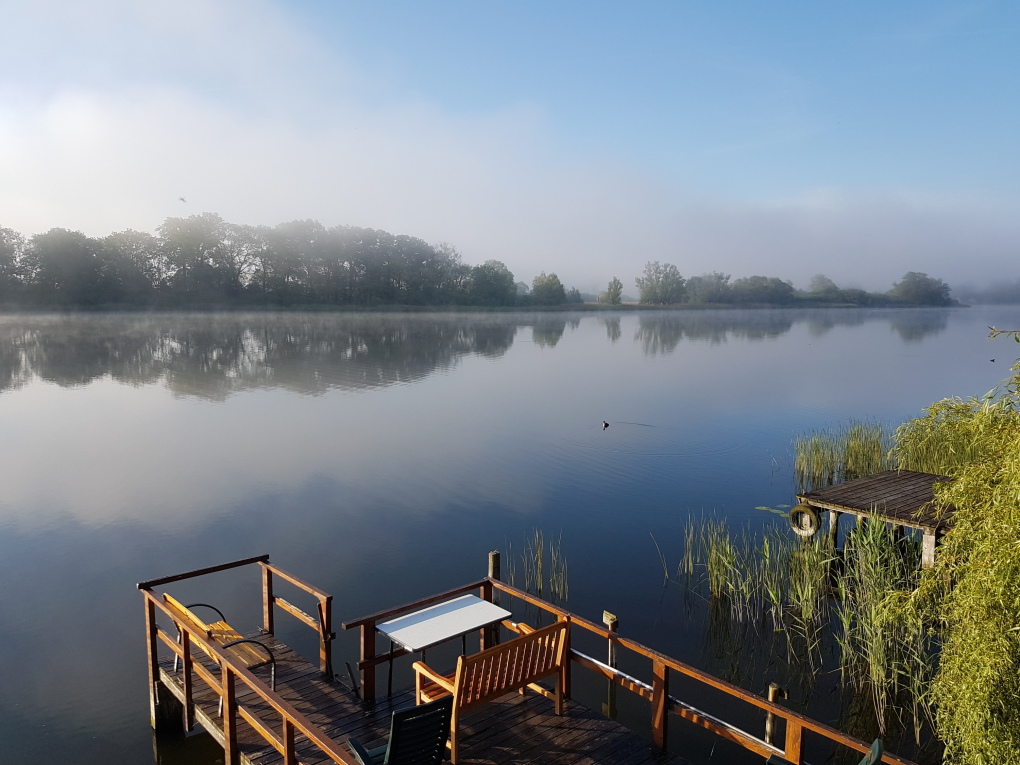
(0, 306, 1018, 764)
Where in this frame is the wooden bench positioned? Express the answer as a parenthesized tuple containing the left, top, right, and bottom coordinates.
(413, 620, 569, 764)
(162, 592, 276, 690)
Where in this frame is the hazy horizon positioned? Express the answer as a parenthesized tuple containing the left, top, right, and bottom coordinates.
(3, 1, 1018, 294)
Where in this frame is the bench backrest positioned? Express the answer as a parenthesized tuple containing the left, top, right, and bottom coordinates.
(163, 592, 214, 638)
(453, 620, 567, 709)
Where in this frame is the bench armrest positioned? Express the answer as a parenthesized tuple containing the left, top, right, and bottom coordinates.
(412, 661, 456, 693)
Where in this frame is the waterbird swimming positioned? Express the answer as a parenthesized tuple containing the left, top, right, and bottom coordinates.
(603, 421, 609, 430)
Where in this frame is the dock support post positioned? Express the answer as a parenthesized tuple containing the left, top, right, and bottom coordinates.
(145, 596, 183, 733)
(602, 611, 618, 719)
(827, 510, 841, 549)
(922, 530, 937, 569)
(651, 659, 669, 750)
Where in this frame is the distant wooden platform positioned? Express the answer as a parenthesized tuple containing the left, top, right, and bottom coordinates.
(797, 469, 952, 532)
(157, 631, 687, 765)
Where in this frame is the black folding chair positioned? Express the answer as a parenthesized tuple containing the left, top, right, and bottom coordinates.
(348, 696, 454, 765)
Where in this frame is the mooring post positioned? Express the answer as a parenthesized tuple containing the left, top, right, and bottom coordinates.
(602, 610, 618, 719)
(765, 682, 787, 746)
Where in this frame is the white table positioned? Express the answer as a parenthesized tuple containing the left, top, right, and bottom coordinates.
(377, 594, 512, 694)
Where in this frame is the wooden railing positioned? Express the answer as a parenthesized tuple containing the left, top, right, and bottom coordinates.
(138, 555, 346, 765)
(344, 576, 918, 765)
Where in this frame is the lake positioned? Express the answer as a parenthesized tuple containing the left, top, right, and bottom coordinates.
(1, 306, 1017, 765)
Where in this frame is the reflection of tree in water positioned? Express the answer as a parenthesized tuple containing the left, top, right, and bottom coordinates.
(599, 317, 621, 343)
(635, 311, 796, 355)
(888, 309, 949, 342)
(531, 317, 568, 348)
(634, 308, 952, 356)
(0, 313, 518, 400)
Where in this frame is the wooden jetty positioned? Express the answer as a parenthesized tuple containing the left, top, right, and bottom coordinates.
(139, 555, 919, 765)
(796, 469, 953, 567)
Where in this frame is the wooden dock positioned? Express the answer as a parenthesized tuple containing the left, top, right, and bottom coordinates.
(155, 630, 684, 765)
(140, 556, 919, 765)
(797, 469, 953, 567)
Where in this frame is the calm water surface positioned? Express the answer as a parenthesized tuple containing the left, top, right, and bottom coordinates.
(1, 307, 1017, 765)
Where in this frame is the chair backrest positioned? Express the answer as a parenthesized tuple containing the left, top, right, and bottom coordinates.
(384, 696, 454, 765)
(860, 738, 883, 765)
(454, 620, 568, 708)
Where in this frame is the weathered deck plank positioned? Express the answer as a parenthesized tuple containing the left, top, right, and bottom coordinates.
(156, 632, 689, 765)
(798, 469, 953, 531)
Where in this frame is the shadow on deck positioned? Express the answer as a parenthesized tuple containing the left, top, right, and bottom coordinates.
(156, 631, 685, 765)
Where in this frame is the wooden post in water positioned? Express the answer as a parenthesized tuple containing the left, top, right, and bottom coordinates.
(602, 611, 618, 719)
(827, 510, 841, 550)
(764, 682, 787, 746)
(922, 530, 937, 569)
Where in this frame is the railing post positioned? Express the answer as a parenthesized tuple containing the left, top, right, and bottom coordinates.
(262, 565, 275, 635)
(558, 614, 572, 700)
(144, 597, 160, 727)
(222, 665, 239, 765)
(784, 718, 804, 764)
(602, 611, 618, 719)
(652, 659, 669, 750)
(283, 718, 297, 765)
(483, 551, 500, 649)
(360, 622, 377, 703)
(182, 630, 194, 731)
(318, 596, 334, 677)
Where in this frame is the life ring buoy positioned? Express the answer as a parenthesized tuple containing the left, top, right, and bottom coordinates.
(789, 503, 820, 537)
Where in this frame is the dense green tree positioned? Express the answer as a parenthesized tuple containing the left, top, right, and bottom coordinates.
(21, 228, 117, 305)
(0, 226, 26, 297)
(531, 272, 566, 305)
(685, 272, 731, 304)
(889, 271, 953, 306)
(730, 275, 795, 304)
(635, 261, 685, 304)
(604, 276, 623, 305)
(467, 259, 518, 303)
(808, 274, 840, 297)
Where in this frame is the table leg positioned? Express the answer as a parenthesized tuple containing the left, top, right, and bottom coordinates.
(388, 640, 393, 698)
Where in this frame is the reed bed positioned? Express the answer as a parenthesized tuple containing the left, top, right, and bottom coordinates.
(794, 421, 895, 492)
(674, 513, 932, 738)
(505, 528, 568, 604)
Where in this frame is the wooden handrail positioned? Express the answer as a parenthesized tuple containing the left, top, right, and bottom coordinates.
(137, 555, 270, 590)
(143, 589, 356, 765)
(484, 578, 917, 765)
(342, 580, 488, 629)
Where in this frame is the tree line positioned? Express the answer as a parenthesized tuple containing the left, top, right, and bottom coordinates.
(601, 263, 957, 307)
(0, 215, 957, 309)
(0, 214, 586, 309)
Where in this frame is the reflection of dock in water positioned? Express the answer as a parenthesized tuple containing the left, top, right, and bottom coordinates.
(140, 555, 915, 765)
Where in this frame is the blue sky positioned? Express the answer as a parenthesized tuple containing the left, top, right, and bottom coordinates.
(1, 1, 1017, 292)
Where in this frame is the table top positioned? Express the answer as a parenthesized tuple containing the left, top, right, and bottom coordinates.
(377, 594, 512, 653)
